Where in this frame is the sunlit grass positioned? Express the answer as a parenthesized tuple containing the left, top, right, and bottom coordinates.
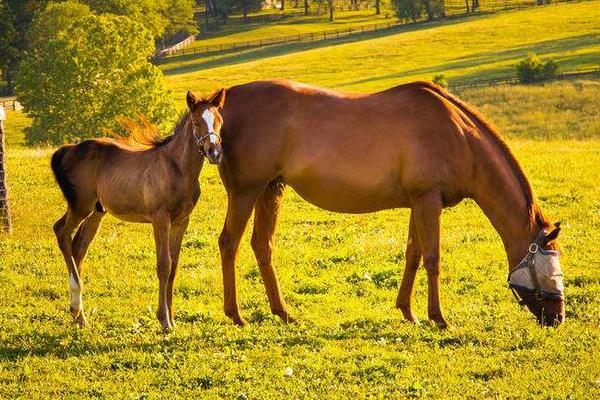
(0, 79, 598, 397)
(162, 0, 600, 102)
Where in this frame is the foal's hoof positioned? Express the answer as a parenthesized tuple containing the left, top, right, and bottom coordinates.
(71, 308, 88, 327)
(160, 320, 173, 333)
(273, 310, 297, 324)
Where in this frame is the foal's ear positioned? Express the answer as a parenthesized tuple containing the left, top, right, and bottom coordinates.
(543, 222, 561, 244)
(186, 91, 198, 110)
(209, 88, 226, 109)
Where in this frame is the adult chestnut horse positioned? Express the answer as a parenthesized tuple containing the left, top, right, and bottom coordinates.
(51, 90, 225, 330)
(217, 79, 565, 327)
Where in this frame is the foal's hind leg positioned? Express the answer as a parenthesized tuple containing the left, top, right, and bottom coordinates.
(72, 206, 106, 268)
(412, 190, 447, 328)
(54, 208, 92, 327)
(250, 181, 294, 323)
(396, 211, 422, 323)
(166, 217, 189, 328)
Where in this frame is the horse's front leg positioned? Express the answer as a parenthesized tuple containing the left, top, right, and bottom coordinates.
(396, 211, 422, 323)
(152, 214, 172, 331)
(412, 190, 447, 328)
(219, 190, 260, 326)
(250, 182, 294, 323)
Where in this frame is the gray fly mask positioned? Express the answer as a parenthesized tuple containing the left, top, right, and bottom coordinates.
(508, 230, 564, 301)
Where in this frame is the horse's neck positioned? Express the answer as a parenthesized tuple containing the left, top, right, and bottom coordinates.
(166, 123, 203, 181)
(470, 138, 539, 269)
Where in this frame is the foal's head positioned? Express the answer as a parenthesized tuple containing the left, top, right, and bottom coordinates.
(186, 89, 226, 164)
(509, 223, 565, 327)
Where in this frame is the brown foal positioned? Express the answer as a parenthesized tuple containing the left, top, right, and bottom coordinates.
(216, 79, 564, 327)
(51, 89, 225, 330)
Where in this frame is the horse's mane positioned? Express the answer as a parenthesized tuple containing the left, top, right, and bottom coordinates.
(109, 113, 190, 149)
(415, 81, 550, 229)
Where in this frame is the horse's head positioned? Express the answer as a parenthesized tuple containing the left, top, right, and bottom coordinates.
(509, 222, 565, 326)
(186, 89, 226, 164)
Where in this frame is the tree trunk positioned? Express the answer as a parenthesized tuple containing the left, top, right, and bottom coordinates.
(472, 0, 479, 10)
(329, 0, 334, 21)
(375, 0, 380, 15)
(304, 0, 309, 15)
(281, 0, 285, 11)
(465, 0, 470, 14)
(424, 0, 434, 21)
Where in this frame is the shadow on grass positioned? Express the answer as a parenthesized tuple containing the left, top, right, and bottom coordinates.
(334, 33, 600, 88)
(160, 14, 489, 76)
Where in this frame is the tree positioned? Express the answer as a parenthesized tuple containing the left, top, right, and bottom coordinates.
(16, 12, 176, 144)
(0, 0, 48, 94)
(375, 0, 381, 15)
(392, 0, 445, 22)
(328, 0, 334, 21)
(82, 0, 169, 38)
(163, 0, 199, 38)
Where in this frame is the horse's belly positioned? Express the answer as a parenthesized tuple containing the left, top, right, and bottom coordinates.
(287, 175, 409, 213)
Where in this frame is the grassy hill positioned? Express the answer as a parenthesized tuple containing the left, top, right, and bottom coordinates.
(161, 1, 600, 102)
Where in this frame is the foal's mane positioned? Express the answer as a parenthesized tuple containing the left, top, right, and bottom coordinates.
(416, 81, 550, 229)
(110, 113, 190, 149)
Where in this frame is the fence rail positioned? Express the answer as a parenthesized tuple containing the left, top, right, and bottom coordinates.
(449, 66, 600, 90)
(0, 100, 21, 112)
(153, 0, 586, 62)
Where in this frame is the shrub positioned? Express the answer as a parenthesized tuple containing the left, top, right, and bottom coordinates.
(432, 74, 448, 88)
(516, 53, 559, 84)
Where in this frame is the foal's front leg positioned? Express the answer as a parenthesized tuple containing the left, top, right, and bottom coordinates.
(166, 217, 189, 327)
(152, 216, 172, 331)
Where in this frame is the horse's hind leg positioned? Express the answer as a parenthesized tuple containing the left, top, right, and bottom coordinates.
(396, 211, 422, 323)
(250, 181, 294, 323)
(166, 217, 189, 328)
(73, 206, 106, 270)
(412, 190, 447, 328)
(54, 208, 91, 327)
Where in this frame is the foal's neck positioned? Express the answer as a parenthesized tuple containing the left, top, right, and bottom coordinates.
(470, 138, 541, 270)
(166, 120, 204, 181)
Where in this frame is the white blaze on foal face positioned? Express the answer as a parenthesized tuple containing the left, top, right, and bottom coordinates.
(201, 109, 219, 144)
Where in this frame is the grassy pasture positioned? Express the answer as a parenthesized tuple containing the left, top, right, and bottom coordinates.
(2, 1, 600, 397)
(161, 0, 600, 99)
(1, 80, 599, 398)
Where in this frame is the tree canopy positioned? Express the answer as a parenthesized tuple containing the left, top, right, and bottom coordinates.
(16, 8, 176, 144)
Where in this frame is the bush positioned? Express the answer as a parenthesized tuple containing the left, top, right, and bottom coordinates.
(516, 53, 559, 83)
(16, 10, 175, 145)
(393, 0, 445, 22)
(432, 74, 448, 88)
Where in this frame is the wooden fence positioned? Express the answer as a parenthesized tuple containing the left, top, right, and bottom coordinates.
(153, 0, 586, 62)
(0, 115, 11, 234)
(0, 99, 21, 112)
(449, 66, 600, 90)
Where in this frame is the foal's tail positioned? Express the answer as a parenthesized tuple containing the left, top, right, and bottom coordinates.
(51, 145, 77, 208)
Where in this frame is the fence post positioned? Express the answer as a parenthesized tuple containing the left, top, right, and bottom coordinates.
(0, 104, 12, 234)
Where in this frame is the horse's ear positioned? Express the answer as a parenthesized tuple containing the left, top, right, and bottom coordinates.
(210, 88, 226, 109)
(186, 91, 198, 110)
(543, 222, 561, 244)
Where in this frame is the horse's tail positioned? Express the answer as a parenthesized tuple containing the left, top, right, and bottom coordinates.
(51, 145, 77, 208)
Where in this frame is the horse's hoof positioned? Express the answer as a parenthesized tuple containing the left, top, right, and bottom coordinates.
(430, 316, 448, 329)
(397, 304, 419, 324)
(230, 315, 247, 327)
(273, 310, 297, 324)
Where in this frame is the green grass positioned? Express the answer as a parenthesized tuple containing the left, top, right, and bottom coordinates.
(1, 80, 599, 398)
(190, 8, 398, 49)
(2, 1, 600, 397)
(161, 0, 600, 102)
